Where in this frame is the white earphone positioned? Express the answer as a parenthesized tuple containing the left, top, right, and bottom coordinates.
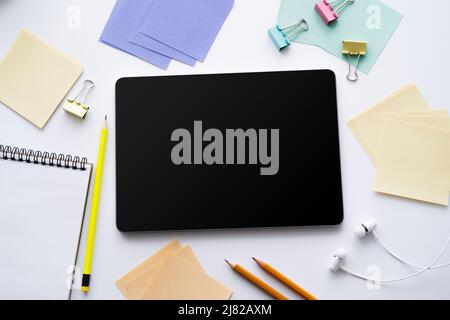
(328, 248, 347, 272)
(353, 219, 377, 238)
(329, 219, 450, 283)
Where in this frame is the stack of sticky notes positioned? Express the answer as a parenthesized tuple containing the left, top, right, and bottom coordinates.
(348, 84, 450, 206)
(100, 0, 234, 70)
(116, 240, 233, 300)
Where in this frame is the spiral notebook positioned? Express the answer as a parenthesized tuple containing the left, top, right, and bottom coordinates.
(0, 145, 92, 300)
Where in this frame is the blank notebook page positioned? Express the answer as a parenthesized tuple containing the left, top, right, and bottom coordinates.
(0, 159, 91, 299)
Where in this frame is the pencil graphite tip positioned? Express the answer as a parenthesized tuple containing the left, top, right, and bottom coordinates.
(224, 259, 234, 268)
(252, 257, 262, 265)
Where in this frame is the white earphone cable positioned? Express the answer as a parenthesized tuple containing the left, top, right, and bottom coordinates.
(341, 238, 450, 283)
(373, 230, 450, 270)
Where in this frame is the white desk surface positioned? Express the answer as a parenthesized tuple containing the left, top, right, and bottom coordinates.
(1, 0, 449, 300)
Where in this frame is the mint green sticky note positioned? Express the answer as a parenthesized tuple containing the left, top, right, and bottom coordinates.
(278, 0, 403, 74)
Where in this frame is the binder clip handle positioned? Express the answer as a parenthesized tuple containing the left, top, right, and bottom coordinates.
(346, 54, 360, 82)
(282, 18, 309, 40)
(73, 80, 95, 105)
(331, 0, 354, 14)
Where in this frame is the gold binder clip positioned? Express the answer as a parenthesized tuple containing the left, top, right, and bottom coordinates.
(63, 80, 95, 118)
(342, 40, 366, 82)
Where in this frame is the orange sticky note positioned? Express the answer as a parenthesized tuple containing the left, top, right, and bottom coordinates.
(140, 252, 232, 300)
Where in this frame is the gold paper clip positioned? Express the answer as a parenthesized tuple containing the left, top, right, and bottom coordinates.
(342, 40, 367, 82)
(63, 80, 95, 118)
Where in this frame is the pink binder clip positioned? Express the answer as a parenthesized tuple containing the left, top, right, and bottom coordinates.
(315, 0, 354, 25)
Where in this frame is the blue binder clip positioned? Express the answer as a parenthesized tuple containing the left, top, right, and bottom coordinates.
(268, 19, 309, 51)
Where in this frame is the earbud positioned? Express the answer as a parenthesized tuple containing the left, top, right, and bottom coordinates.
(354, 219, 377, 238)
(328, 248, 347, 272)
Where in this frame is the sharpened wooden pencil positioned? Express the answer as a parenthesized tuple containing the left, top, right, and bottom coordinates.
(252, 257, 317, 300)
(225, 260, 288, 300)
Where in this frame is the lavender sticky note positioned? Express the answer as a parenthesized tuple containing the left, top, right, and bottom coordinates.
(140, 0, 234, 62)
(100, 0, 171, 70)
(128, 0, 196, 66)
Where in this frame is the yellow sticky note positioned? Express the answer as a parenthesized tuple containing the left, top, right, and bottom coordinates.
(0, 29, 83, 128)
(374, 120, 450, 206)
(347, 84, 429, 164)
(383, 110, 448, 117)
(374, 116, 450, 162)
(140, 252, 232, 300)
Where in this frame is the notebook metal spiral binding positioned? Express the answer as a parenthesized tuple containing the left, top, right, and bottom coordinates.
(0, 144, 88, 170)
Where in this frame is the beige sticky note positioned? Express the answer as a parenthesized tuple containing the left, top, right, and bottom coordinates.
(121, 245, 204, 300)
(374, 120, 450, 206)
(116, 240, 182, 299)
(140, 252, 232, 300)
(383, 110, 448, 117)
(347, 84, 429, 164)
(0, 29, 83, 128)
(380, 116, 450, 129)
(373, 116, 450, 162)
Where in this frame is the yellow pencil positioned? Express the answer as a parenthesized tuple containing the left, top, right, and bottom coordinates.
(252, 257, 317, 300)
(82, 115, 108, 293)
(225, 260, 288, 300)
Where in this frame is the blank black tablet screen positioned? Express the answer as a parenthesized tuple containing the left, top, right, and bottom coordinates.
(116, 70, 343, 231)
